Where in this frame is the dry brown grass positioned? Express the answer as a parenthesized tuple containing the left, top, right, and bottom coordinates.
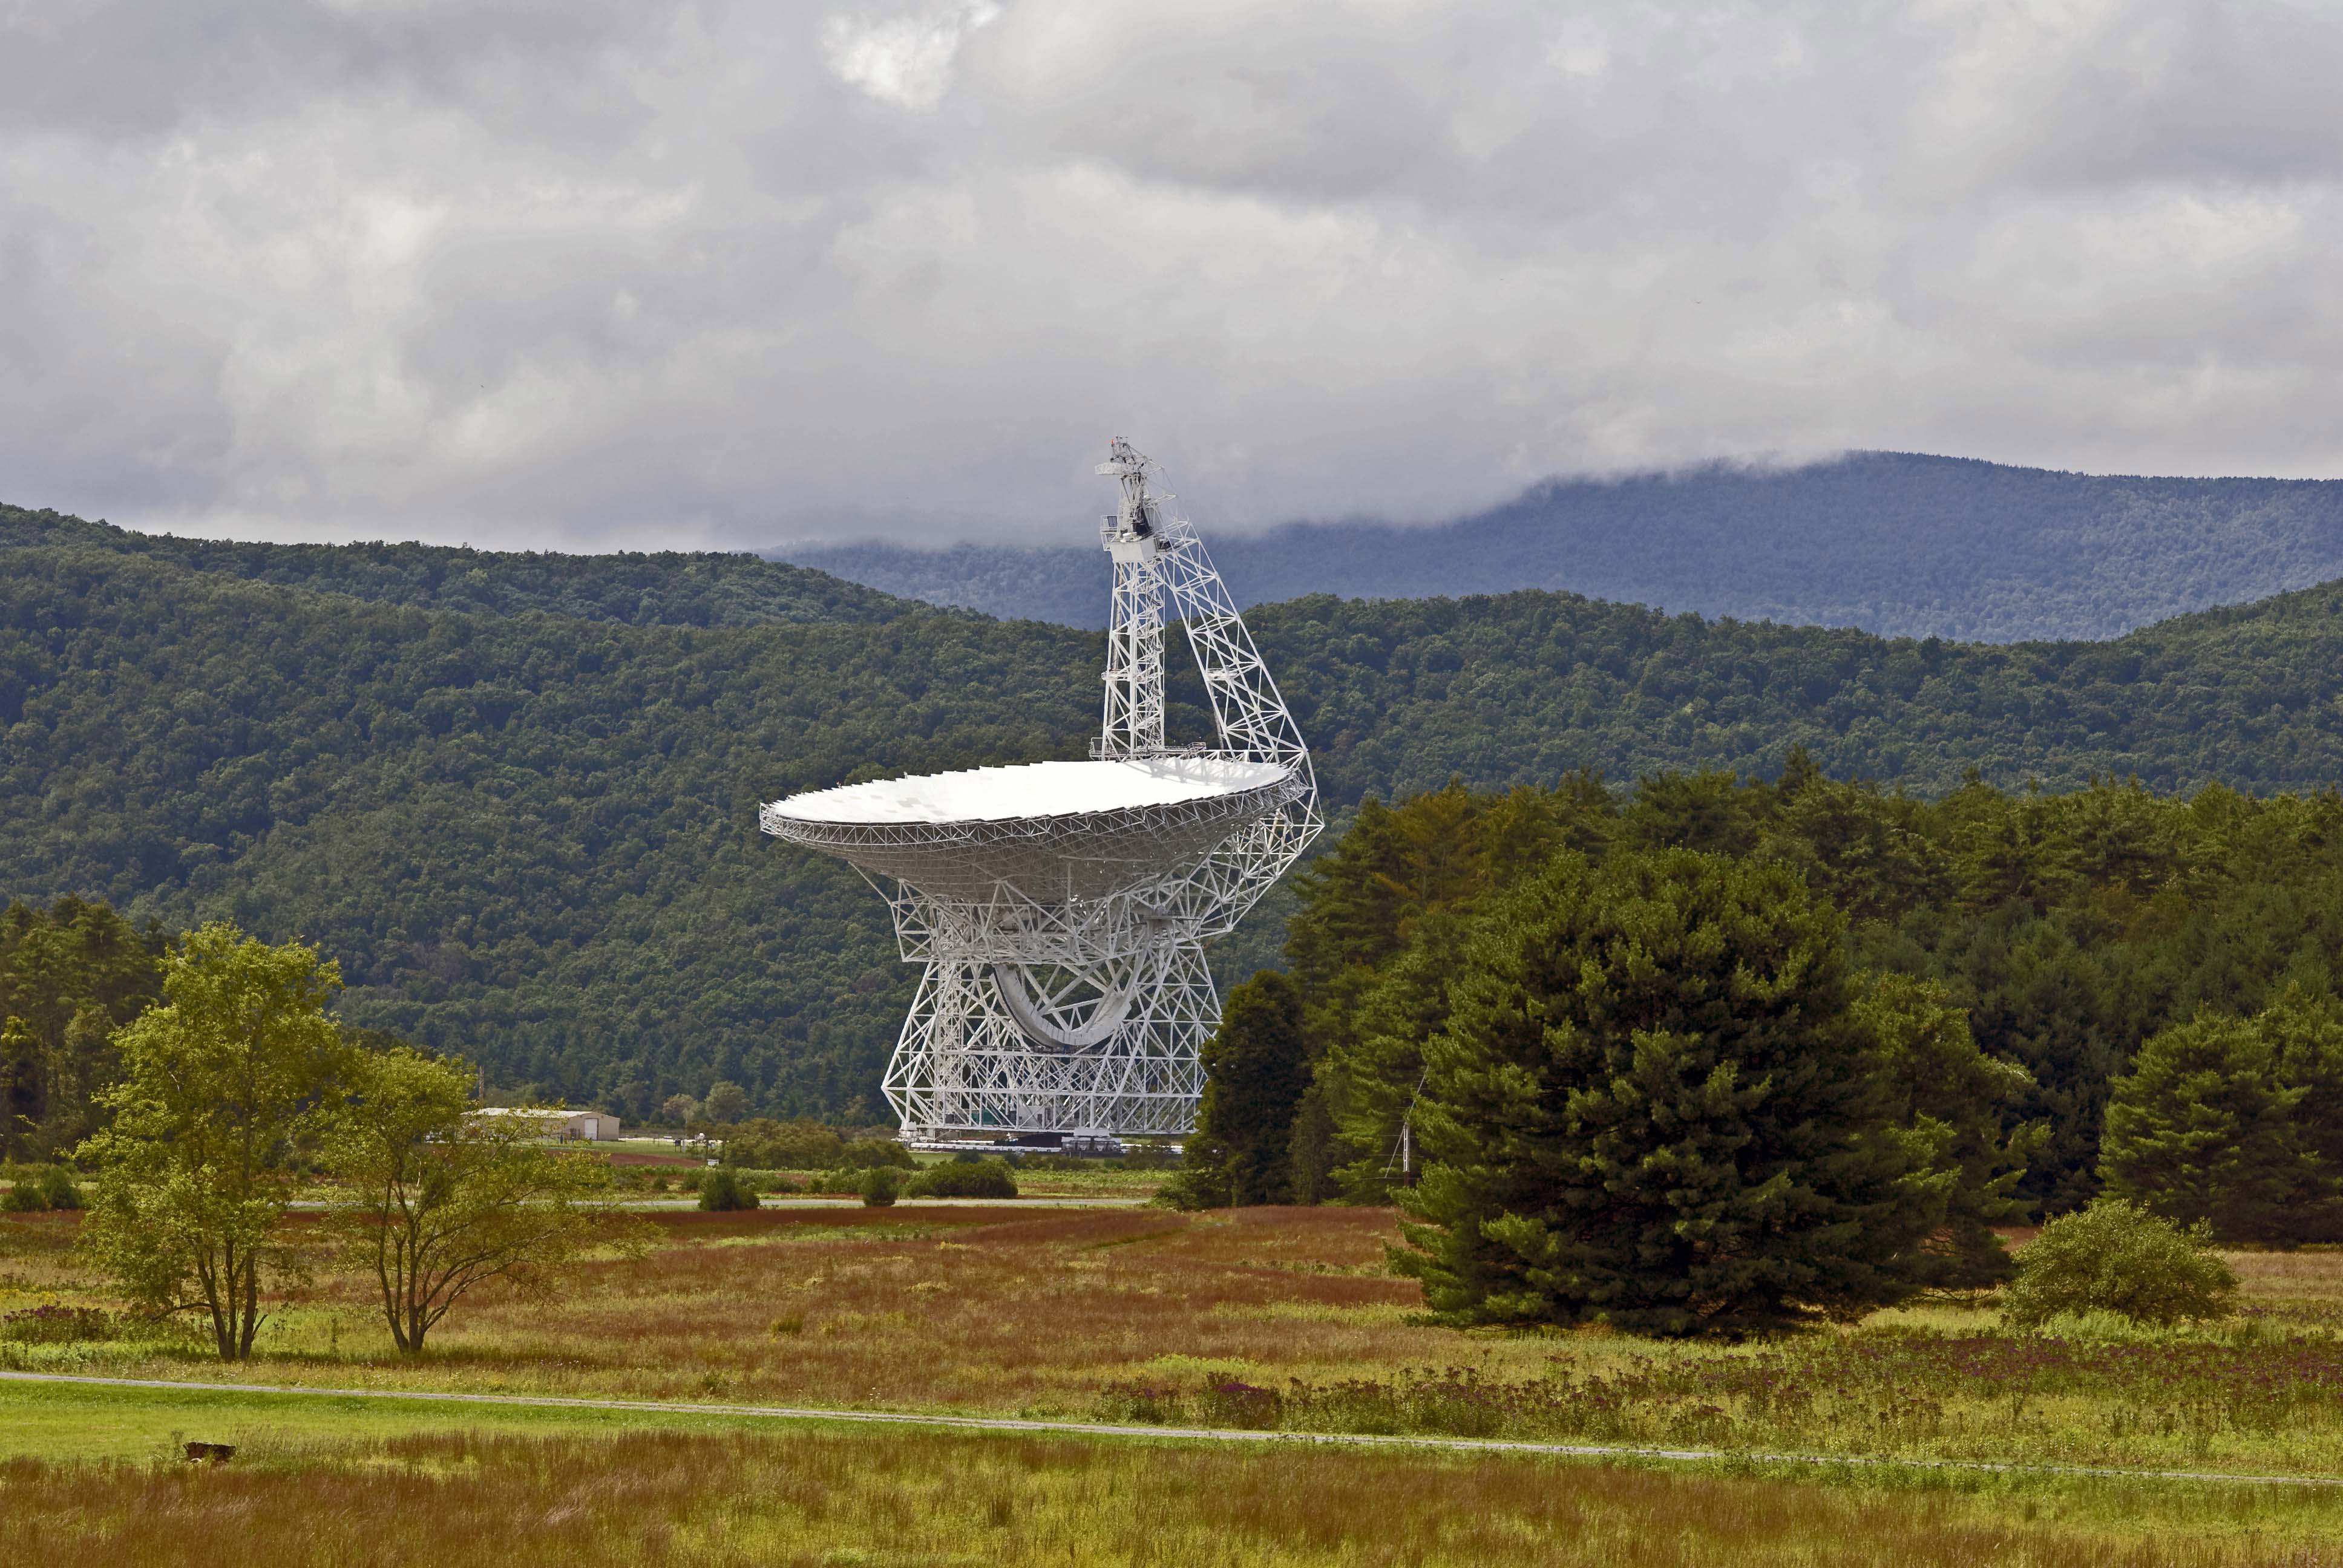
(2, 1426, 2336, 1567)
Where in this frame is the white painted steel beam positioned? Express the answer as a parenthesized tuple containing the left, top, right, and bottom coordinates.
(762, 439, 1320, 1138)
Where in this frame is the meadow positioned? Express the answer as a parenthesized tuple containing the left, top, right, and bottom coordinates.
(7, 1418, 2342, 1567)
(8, 1204, 2343, 1472)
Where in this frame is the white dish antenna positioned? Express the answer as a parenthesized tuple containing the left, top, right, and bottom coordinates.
(762, 438, 1320, 1140)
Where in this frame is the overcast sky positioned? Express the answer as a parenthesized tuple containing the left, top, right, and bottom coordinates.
(3, 1, 2339, 550)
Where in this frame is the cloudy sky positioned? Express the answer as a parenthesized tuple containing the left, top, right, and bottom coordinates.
(3, 0, 2339, 549)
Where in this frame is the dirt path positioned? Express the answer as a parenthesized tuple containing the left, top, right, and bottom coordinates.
(4, 1370, 2339, 1489)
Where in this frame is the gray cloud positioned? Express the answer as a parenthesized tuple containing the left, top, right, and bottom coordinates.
(2, 0, 2339, 550)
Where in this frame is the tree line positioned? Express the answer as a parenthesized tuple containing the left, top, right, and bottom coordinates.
(1172, 759, 2343, 1326)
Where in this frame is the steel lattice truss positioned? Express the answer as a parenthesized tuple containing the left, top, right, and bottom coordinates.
(759, 439, 1320, 1140)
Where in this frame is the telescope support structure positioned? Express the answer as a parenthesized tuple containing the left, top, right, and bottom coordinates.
(877, 439, 1319, 1140)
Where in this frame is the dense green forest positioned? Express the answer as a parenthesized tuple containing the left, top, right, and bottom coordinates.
(1267, 766, 2343, 1225)
(0, 505, 907, 629)
(12, 501, 2343, 1122)
(786, 451, 2343, 642)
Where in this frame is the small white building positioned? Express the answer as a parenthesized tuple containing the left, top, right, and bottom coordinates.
(471, 1107, 622, 1142)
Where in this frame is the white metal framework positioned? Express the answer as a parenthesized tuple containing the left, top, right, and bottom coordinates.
(760, 438, 1320, 1139)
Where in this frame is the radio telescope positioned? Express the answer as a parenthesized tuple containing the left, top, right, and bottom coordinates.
(761, 439, 1320, 1142)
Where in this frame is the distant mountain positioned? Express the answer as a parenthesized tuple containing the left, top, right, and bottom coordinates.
(775, 452, 2343, 641)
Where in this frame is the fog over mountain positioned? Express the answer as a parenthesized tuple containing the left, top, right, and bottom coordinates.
(778, 452, 2343, 641)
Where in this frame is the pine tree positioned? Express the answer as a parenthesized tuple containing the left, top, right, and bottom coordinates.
(1168, 970, 1309, 1208)
(1853, 973, 2042, 1285)
(1394, 848, 1941, 1335)
(2261, 985, 2343, 1191)
(2100, 1000, 2339, 1242)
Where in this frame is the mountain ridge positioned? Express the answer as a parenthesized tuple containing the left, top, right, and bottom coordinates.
(775, 451, 2343, 642)
(0, 503, 916, 629)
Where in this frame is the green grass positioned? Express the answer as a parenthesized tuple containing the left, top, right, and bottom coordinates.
(2, 1405, 2341, 1567)
(0, 1376, 791, 1462)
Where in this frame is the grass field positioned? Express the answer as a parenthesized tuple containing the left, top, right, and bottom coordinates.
(8, 1419, 2343, 1566)
(7, 1204, 2343, 1563)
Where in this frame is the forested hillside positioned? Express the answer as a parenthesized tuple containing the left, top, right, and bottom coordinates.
(11, 506, 2343, 1120)
(0, 505, 907, 629)
(1268, 769, 2343, 1226)
(782, 452, 2343, 642)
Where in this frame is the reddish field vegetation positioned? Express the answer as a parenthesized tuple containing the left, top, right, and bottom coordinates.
(12, 1204, 2343, 1478)
(5, 1426, 2333, 1568)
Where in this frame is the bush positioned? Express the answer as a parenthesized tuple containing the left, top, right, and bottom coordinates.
(0, 1305, 116, 1344)
(0, 1166, 79, 1214)
(835, 1138, 918, 1172)
(907, 1158, 1018, 1199)
(858, 1168, 901, 1207)
(1150, 1168, 1226, 1211)
(726, 1120, 849, 1171)
(37, 1168, 82, 1211)
(696, 1168, 758, 1212)
(2002, 1200, 2238, 1329)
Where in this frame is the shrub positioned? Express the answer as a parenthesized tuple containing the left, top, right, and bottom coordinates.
(907, 1158, 1018, 1200)
(1152, 1168, 1227, 1211)
(859, 1168, 901, 1207)
(0, 1305, 114, 1344)
(37, 1168, 82, 1211)
(1, 1181, 42, 1214)
(2002, 1199, 2238, 1329)
(696, 1168, 758, 1212)
(836, 1138, 918, 1172)
(726, 1120, 848, 1171)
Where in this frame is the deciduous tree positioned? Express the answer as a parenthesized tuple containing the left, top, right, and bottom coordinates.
(77, 924, 346, 1361)
(326, 1045, 644, 1355)
(702, 1080, 750, 1126)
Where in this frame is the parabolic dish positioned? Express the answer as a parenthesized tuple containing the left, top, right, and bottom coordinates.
(761, 756, 1300, 902)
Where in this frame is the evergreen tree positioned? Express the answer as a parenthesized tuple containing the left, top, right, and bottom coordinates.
(2264, 986, 2343, 1194)
(1852, 973, 2042, 1285)
(2101, 997, 2343, 1242)
(1313, 907, 1473, 1204)
(2099, 1009, 2309, 1240)
(1167, 970, 1309, 1208)
(1395, 849, 1942, 1335)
